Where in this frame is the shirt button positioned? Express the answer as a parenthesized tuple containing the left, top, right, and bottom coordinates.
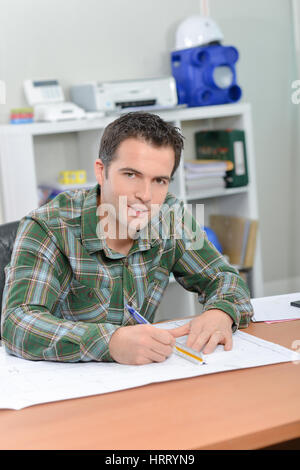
(124, 259, 129, 267)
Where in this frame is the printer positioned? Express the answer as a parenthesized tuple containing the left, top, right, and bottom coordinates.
(70, 77, 178, 113)
(23, 79, 86, 122)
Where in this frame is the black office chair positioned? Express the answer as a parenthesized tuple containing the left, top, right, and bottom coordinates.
(0, 221, 20, 335)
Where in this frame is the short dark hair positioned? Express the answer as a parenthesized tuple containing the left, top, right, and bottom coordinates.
(99, 112, 184, 177)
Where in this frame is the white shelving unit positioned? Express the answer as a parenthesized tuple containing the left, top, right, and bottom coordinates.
(0, 102, 263, 320)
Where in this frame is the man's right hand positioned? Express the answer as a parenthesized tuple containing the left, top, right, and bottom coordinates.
(109, 324, 176, 365)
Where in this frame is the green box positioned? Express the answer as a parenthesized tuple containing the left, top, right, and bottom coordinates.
(194, 129, 249, 188)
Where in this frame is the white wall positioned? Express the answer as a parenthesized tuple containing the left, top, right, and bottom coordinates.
(0, 0, 200, 120)
(291, 0, 300, 291)
(0, 0, 298, 295)
(210, 0, 298, 295)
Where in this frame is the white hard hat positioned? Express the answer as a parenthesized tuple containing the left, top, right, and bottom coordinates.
(174, 15, 224, 51)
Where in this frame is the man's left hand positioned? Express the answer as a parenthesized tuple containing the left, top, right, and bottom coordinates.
(170, 309, 234, 354)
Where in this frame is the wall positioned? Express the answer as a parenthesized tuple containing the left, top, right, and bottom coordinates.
(210, 0, 297, 295)
(291, 0, 300, 292)
(0, 0, 200, 120)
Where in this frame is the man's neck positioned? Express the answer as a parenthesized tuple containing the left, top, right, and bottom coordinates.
(105, 237, 134, 256)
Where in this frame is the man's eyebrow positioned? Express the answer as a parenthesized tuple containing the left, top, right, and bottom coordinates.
(119, 167, 171, 181)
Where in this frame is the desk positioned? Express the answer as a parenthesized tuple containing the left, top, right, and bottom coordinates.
(0, 320, 299, 450)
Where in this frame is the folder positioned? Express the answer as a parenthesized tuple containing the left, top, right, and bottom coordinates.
(209, 215, 258, 268)
(194, 130, 249, 188)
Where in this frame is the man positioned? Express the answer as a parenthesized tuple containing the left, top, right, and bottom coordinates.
(1, 112, 253, 365)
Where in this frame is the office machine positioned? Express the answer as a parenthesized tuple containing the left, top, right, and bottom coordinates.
(23, 79, 86, 122)
(70, 77, 178, 113)
(171, 15, 242, 107)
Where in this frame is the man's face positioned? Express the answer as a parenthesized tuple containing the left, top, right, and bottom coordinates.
(95, 137, 175, 240)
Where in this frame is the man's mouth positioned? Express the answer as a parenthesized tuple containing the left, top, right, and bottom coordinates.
(127, 205, 149, 217)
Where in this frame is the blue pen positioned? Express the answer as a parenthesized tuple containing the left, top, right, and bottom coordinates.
(126, 304, 150, 324)
(125, 304, 205, 365)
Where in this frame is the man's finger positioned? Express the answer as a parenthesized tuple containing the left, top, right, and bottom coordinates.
(147, 350, 168, 363)
(202, 330, 233, 354)
(202, 331, 224, 354)
(150, 339, 174, 358)
(150, 326, 176, 346)
(185, 331, 198, 349)
(186, 330, 210, 352)
(223, 333, 233, 351)
(168, 323, 190, 339)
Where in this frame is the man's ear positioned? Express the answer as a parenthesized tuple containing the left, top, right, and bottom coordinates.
(94, 159, 106, 185)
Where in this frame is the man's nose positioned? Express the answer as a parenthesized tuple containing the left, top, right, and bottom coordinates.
(135, 181, 152, 203)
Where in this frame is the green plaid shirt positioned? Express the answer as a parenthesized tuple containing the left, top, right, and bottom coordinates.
(1, 184, 253, 362)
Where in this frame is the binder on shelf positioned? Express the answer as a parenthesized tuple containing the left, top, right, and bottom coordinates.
(194, 129, 249, 188)
(243, 219, 258, 268)
(209, 215, 258, 268)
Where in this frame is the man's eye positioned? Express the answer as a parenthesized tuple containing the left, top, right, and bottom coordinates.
(155, 178, 167, 185)
(125, 172, 135, 178)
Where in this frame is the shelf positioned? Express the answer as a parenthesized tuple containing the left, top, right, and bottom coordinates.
(0, 102, 250, 136)
(0, 101, 263, 298)
(186, 186, 249, 201)
(157, 102, 250, 122)
(0, 116, 113, 136)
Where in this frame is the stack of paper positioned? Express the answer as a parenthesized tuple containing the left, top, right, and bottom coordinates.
(1, 317, 299, 410)
(251, 292, 300, 322)
(184, 160, 233, 194)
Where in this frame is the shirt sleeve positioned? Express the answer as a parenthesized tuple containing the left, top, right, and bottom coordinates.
(171, 209, 254, 332)
(1, 218, 119, 362)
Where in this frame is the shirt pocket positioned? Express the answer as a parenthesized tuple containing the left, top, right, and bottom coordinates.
(141, 265, 171, 320)
(62, 278, 111, 323)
